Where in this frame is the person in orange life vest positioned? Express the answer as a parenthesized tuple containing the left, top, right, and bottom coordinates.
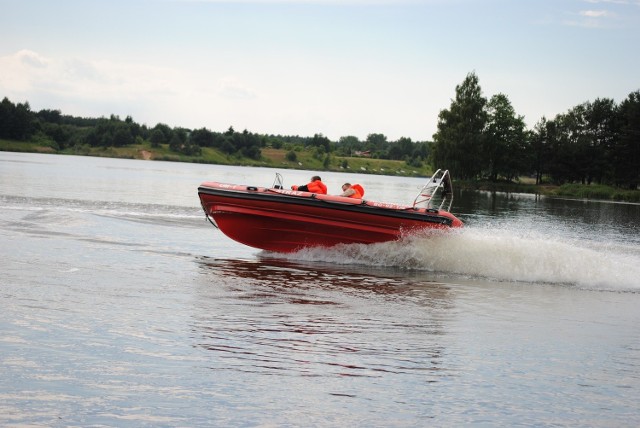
(291, 175, 327, 194)
(340, 183, 364, 199)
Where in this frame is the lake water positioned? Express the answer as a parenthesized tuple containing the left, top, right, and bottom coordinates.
(1, 151, 639, 427)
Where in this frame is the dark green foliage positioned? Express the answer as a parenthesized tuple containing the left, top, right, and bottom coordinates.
(190, 127, 215, 147)
(614, 91, 640, 189)
(0, 97, 34, 140)
(311, 133, 331, 153)
(431, 73, 639, 189)
(484, 93, 528, 182)
(83, 115, 136, 147)
(149, 129, 165, 148)
(170, 128, 202, 156)
(536, 96, 636, 187)
(432, 72, 487, 180)
(285, 150, 297, 162)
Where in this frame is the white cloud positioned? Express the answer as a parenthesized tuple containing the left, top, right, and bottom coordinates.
(16, 49, 49, 68)
(0, 50, 185, 99)
(566, 0, 639, 28)
(0, 49, 270, 132)
(580, 10, 610, 17)
(0, 50, 210, 127)
(583, 0, 634, 4)
(563, 8, 618, 28)
(216, 77, 257, 100)
(173, 0, 439, 4)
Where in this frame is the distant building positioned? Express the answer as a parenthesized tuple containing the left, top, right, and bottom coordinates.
(354, 150, 371, 157)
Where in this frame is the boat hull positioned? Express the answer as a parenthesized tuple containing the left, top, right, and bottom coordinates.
(198, 182, 463, 253)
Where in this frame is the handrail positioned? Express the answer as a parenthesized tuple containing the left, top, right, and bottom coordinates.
(412, 169, 454, 212)
(272, 172, 284, 189)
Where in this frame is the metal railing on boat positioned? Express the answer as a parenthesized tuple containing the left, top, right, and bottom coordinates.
(413, 169, 454, 212)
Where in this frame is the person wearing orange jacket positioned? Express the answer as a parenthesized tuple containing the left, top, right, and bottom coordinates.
(340, 183, 364, 199)
(291, 175, 328, 194)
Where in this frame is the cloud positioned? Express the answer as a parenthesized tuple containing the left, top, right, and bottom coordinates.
(563, 0, 639, 28)
(173, 0, 439, 4)
(583, 0, 635, 4)
(216, 77, 257, 100)
(0, 50, 200, 124)
(16, 49, 49, 68)
(580, 9, 610, 17)
(0, 49, 267, 133)
(563, 8, 617, 28)
(0, 50, 147, 96)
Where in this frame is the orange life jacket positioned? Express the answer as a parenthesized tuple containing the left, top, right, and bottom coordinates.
(307, 180, 327, 194)
(345, 183, 364, 199)
(351, 184, 364, 198)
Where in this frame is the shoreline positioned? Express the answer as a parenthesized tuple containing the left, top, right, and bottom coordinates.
(2, 142, 638, 202)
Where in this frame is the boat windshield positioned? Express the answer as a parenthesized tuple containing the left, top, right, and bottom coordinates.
(413, 169, 454, 212)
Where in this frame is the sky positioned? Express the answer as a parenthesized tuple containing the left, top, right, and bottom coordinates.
(1, 0, 639, 142)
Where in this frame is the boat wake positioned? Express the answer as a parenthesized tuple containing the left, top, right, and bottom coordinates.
(1, 194, 203, 226)
(280, 226, 640, 292)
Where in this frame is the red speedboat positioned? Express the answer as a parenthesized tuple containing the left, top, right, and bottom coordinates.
(198, 169, 463, 253)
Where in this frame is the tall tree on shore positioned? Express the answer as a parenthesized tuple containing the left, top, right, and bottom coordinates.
(0, 97, 34, 140)
(583, 98, 617, 185)
(484, 93, 528, 181)
(432, 72, 487, 179)
(614, 90, 640, 189)
(531, 117, 553, 185)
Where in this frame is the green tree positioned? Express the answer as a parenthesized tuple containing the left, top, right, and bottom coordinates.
(531, 118, 554, 185)
(169, 128, 187, 152)
(286, 150, 297, 162)
(614, 91, 640, 189)
(112, 125, 133, 147)
(336, 135, 360, 156)
(152, 123, 173, 143)
(549, 103, 610, 185)
(388, 137, 414, 160)
(150, 129, 165, 148)
(546, 112, 579, 184)
(36, 108, 62, 124)
(323, 154, 331, 169)
(311, 133, 331, 153)
(583, 98, 618, 185)
(432, 72, 487, 179)
(365, 133, 388, 157)
(484, 93, 527, 181)
(190, 127, 215, 147)
(0, 97, 35, 140)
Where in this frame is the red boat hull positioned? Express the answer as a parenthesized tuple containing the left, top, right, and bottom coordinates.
(198, 182, 463, 253)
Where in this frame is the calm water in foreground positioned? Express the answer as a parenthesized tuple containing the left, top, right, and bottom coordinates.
(1, 152, 639, 427)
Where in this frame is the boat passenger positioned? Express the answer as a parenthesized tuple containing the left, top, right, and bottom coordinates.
(291, 175, 328, 194)
(340, 183, 364, 199)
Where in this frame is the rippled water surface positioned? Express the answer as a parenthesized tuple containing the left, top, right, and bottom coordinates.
(1, 152, 639, 427)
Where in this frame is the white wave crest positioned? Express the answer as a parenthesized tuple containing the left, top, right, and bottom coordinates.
(284, 227, 640, 291)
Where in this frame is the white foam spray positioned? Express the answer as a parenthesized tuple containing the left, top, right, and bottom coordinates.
(285, 226, 640, 291)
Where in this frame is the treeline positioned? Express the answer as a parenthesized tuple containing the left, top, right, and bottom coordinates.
(0, 97, 431, 167)
(0, 98, 265, 160)
(432, 72, 639, 189)
(1, 71, 639, 189)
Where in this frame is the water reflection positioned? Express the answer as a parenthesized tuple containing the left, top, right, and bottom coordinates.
(456, 188, 640, 247)
(190, 257, 454, 379)
(196, 256, 454, 305)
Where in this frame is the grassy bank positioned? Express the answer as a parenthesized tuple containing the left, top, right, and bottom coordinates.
(2, 138, 638, 202)
(0, 139, 433, 176)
